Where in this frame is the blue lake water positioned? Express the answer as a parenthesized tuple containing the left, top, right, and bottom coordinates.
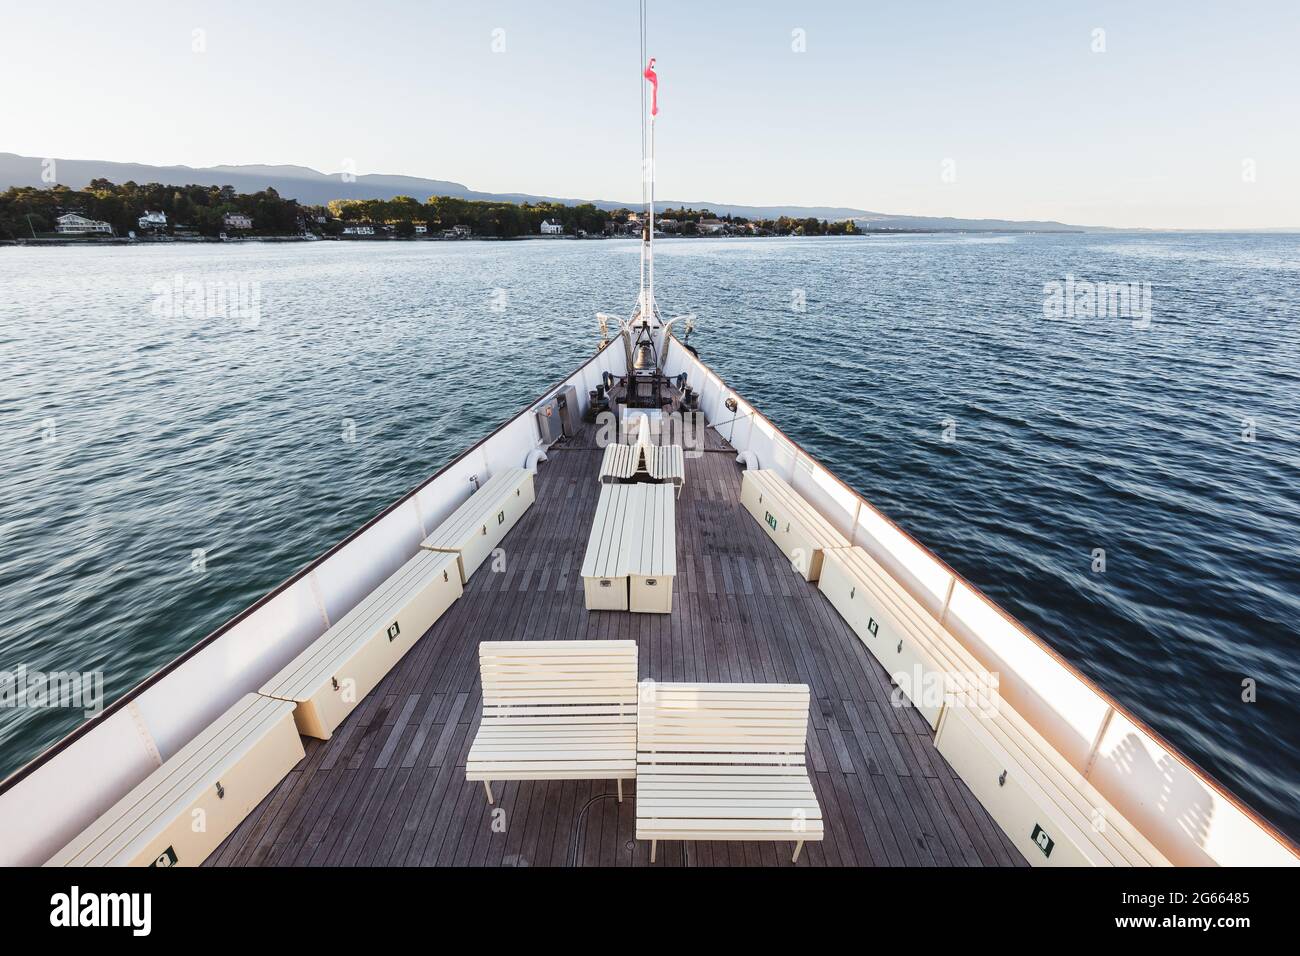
(1, 234, 1297, 841)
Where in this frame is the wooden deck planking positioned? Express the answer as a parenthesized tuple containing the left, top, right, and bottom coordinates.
(209, 421, 1023, 867)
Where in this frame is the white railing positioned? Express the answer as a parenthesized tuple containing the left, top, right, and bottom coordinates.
(0, 342, 627, 866)
(662, 335, 1297, 867)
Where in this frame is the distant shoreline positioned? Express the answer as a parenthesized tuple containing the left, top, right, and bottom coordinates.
(1, 229, 1091, 248)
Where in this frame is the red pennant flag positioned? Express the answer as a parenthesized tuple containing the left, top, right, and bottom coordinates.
(644, 57, 659, 116)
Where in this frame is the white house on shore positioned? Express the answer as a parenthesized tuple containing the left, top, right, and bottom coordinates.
(341, 224, 375, 236)
(697, 218, 726, 235)
(223, 213, 253, 231)
(540, 219, 564, 235)
(138, 210, 167, 231)
(55, 213, 112, 235)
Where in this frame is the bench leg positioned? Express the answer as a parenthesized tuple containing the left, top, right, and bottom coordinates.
(483, 781, 494, 805)
(650, 840, 657, 863)
(792, 840, 804, 864)
(617, 779, 623, 803)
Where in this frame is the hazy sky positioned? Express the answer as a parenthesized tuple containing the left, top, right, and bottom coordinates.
(5, 0, 1298, 228)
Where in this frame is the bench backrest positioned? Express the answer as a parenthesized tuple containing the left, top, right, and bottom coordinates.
(479, 640, 638, 716)
(645, 445, 684, 484)
(637, 682, 811, 767)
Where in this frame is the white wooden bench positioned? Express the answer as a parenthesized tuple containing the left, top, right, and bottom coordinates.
(598, 443, 685, 496)
(467, 640, 638, 804)
(819, 546, 1170, 866)
(47, 695, 303, 867)
(626, 483, 676, 613)
(421, 466, 535, 583)
(740, 469, 849, 581)
(598, 443, 639, 482)
(261, 549, 462, 739)
(645, 444, 685, 496)
(635, 681, 823, 863)
(581, 484, 637, 610)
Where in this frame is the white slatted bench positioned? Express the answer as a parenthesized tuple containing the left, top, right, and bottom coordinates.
(626, 483, 676, 613)
(598, 443, 685, 496)
(740, 469, 850, 582)
(581, 484, 637, 610)
(819, 545, 1169, 866)
(420, 466, 535, 583)
(645, 444, 685, 496)
(47, 695, 303, 867)
(261, 549, 462, 739)
(636, 681, 824, 863)
(467, 640, 639, 804)
(598, 443, 639, 482)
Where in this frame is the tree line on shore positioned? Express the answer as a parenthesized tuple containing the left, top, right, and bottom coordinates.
(1, 180, 859, 240)
(0, 181, 314, 239)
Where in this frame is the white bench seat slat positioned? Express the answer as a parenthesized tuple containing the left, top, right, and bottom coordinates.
(637, 820, 827, 837)
(466, 765, 638, 781)
(638, 751, 809, 765)
(640, 781, 817, 792)
(637, 764, 815, 777)
(481, 709, 637, 720)
(636, 681, 823, 862)
(468, 640, 639, 802)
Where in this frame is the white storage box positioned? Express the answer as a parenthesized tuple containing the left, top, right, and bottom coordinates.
(581, 484, 635, 610)
(421, 466, 535, 583)
(740, 469, 849, 581)
(260, 549, 462, 739)
(46, 694, 303, 867)
(627, 483, 676, 613)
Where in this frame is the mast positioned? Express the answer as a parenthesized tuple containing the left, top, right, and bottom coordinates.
(646, 73, 656, 323)
(638, 3, 659, 326)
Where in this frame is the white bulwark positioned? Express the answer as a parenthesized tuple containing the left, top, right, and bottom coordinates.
(540, 219, 564, 235)
(55, 213, 111, 235)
